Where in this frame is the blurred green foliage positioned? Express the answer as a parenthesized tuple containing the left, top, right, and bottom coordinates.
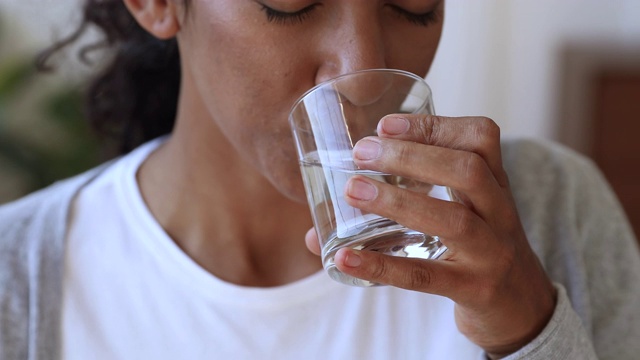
(0, 24, 102, 203)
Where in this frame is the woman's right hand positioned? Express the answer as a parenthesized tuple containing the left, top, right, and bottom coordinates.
(305, 114, 557, 358)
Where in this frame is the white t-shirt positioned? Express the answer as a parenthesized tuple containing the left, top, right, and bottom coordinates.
(62, 139, 483, 359)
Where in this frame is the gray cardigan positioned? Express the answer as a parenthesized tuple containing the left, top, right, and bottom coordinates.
(1, 138, 639, 360)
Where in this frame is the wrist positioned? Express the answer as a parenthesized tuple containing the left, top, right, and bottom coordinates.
(484, 283, 558, 359)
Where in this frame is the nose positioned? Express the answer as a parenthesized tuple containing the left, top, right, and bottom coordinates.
(315, 7, 389, 106)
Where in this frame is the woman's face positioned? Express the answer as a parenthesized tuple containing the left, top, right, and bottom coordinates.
(176, 0, 444, 202)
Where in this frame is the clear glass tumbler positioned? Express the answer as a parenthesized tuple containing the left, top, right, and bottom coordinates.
(289, 69, 450, 287)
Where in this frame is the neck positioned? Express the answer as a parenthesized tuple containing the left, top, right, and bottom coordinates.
(137, 79, 320, 288)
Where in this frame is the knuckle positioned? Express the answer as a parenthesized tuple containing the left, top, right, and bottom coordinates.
(418, 115, 443, 144)
(370, 255, 390, 281)
(404, 265, 433, 290)
(448, 205, 475, 237)
(473, 117, 501, 151)
(458, 153, 488, 189)
(395, 141, 413, 166)
(474, 117, 501, 141)
(386, 187, 409, 213)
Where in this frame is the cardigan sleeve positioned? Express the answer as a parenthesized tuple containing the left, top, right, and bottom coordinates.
(0, 165, 110, 360)
(499, 139, 640, 360)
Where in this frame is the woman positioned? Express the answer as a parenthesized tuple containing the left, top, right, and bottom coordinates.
(1, 0, 639, 359)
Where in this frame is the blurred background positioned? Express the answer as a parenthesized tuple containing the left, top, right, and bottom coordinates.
(0, 0, 101, 202)
(0, 0, 639, 236)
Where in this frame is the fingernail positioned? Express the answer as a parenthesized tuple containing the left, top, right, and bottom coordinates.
(344, 250, 362, 267)
(353, 139, 381, 160)
(381, 116, 409, 135)
(347, 178, 377, 201)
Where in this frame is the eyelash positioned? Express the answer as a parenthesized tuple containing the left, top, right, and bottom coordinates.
(260, 4, 320, 25)
(388, 5, 440, 27)
(260, 3, 440, 27)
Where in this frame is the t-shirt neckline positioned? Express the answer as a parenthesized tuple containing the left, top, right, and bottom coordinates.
(113, 137, 343, 309)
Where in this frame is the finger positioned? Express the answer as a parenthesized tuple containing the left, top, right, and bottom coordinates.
(377, 115, 509, 188)
(334, 247, 461, 297)
(352, 137, 506, 220)
(344, 175, 493, 253)
(305, 228, 321, 256)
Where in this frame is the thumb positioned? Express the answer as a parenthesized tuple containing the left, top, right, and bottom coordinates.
(305, 228, 322, 256)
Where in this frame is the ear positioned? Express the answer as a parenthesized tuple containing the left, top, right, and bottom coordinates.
(123, 0, 181, 39)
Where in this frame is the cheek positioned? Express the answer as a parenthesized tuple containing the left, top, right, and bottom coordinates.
(384, 23, 443, 77)
(212, 81, 308, 203)
(187, 3, 312, 139)
(182, 5, 313, 202)
(225, 80, 307, 202)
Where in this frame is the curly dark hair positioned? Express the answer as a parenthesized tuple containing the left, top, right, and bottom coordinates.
(37, 0, 182, 154)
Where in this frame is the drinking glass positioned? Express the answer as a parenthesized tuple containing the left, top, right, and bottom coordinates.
(289, 69, 450, 287)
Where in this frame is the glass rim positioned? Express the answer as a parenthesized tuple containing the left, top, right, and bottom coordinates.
(288, 68, 431, 121)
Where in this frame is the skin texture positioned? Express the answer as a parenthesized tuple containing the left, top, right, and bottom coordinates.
(123, 0, 556, 357)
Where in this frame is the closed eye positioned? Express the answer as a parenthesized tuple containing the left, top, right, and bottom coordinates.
(387, 4, 441, 27)
(260, 4, 320, 25)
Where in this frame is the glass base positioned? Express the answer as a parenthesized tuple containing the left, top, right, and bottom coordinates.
(321, 223, 447, 287)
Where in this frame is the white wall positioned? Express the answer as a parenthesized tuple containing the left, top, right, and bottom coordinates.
(427, 0, 640, 141)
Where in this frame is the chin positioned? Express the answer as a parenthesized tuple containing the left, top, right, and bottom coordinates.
(257, 143, 309, 204)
